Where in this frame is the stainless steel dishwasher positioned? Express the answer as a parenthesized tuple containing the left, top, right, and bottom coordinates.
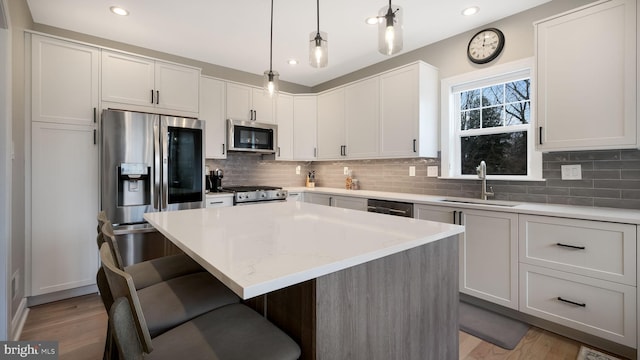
(366, 199, 413, 218)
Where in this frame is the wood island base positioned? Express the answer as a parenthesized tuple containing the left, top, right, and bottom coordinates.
(246, 235, 459, 360)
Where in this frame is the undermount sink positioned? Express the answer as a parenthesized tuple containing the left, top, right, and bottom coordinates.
(440, 198, 520, 207)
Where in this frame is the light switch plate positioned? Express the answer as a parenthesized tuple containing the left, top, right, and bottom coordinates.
(561, 164, 582, 180)
(343, 167, 349, 175)
(295, 165, 301, 175)
(409, 166, 416, 177)
(427, 166, 438, 177)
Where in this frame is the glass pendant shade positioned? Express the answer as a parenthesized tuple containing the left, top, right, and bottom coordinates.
(309, 31, 328, 68)
(378, 3, 403, 56)
(263, 70, 279, 97)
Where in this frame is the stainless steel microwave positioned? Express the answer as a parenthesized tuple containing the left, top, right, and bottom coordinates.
(227, 119, 277, 154)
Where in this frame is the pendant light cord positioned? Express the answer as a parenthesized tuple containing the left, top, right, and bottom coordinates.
(316, 0, 320, 35)
(269, 0, 274, 72)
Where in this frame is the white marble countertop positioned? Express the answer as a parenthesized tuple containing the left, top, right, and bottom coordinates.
(287, 187, 640, 224)
(144, 201, 463, 299)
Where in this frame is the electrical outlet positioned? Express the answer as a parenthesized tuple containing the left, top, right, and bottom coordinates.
(343, 167, 349, 175)
(427, 166, 438, 177)
(295, 165, 301, 175)
(409, 166, 416, 177)
(561, 164, 582, 180)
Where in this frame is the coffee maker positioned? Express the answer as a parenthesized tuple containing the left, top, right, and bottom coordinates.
(207, 168, 224, 192)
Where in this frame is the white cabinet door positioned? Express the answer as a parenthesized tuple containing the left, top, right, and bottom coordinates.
(31, 35, 99, 126)
(293, 95, 318, 161)
(379, 63, 438, 158)
(102, 50, 200, 115)
(317, 88, 345, 160)
(331, 196, 367, 211)
(345, 77, 379, 159)
(276, 94, 294, 160)
(102, 50, 155, 107)
(225, 83, 274, 123)
(155, 61, 200, 113)
(304, 193, 332, 206)
(460, 209, 519, 309)
(200, 76, 226, 159)
(414, 204, 518, 309)
(205, 195, 233, 208)
(536, 0, 637, 151)
(31, 122, 99, 296)
(251, 87, 275, 123)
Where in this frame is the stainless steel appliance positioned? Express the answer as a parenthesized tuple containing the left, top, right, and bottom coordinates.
(222, 186, 288, 205)
(227, 119, 277, 154)
(367, 199, 413, 218)
(101, 109, 205, 265)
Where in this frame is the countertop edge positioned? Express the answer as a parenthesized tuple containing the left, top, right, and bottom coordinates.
(286, 187, 640, 224)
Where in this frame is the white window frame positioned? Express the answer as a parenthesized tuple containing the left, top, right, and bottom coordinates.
(440, 58, 543, 181)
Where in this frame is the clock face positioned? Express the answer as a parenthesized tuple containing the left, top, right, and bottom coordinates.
(467, 28, 505, 64)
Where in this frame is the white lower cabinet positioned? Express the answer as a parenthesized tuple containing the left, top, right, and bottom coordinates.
(414, 204, 519, 309)
(31, 122, 99, 296)
(304, 193, 367, 211)
(520, 264, 636, 347)
(519, 214, 637, 347)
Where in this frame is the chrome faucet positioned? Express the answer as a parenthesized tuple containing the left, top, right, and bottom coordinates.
(476, 161, 494, 200)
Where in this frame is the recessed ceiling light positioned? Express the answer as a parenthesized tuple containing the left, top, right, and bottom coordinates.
(462, 6, 479, 16)
(288, 59, 299, 66)
(365, 16, 381, 25)
(110, 6, 129, 16)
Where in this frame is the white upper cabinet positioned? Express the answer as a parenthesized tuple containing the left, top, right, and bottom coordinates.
(293, 95, 318, 161)
(200, 76, 227, 159)
(101, 50, 200, 116)
(31, 35, 99, 126)
(276, 94, 294, 160)
(379, 62, 438, 158)
(345, 77, 380, 159)
(226, 83, 275, 123)
(317, 88, 345, 160)
(535, 0, 637, 151)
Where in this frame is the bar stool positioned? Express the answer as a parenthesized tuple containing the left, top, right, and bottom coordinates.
(101, 242, 301, 359)
(98, 241, 240, 338)
(97, 211, 203, 290)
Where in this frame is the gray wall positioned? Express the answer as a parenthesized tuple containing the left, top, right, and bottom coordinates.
(0, 0, 10, 341)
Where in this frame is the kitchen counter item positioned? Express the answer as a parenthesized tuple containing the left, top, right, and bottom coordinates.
(221, 185, 287, 205)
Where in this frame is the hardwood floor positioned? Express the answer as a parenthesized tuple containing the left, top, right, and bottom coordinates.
(19, 293, 626, 360)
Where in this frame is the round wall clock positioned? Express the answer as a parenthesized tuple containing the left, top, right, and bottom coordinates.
(467, 28, 505, 64)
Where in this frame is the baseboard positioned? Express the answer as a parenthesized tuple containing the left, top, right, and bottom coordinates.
(27, 285, 98, 307)
(10, 297, 28, 341)
(460, 294, 636, 360)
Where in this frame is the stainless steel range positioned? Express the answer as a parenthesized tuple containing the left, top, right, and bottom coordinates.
(222, 186, 288, 205)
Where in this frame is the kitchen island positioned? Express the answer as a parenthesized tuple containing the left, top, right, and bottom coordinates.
(145, 201, 464, 360)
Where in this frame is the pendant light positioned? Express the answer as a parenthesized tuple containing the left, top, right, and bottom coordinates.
(378, 0, 403, 56)
(264, 0, 279, 97)
(309, 0, 328, 68)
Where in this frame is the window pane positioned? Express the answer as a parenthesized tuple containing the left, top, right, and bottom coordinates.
(460, 89, 481, 110)
(460, 131, 528, 175)
(482, 85, 504, 107)
(505, 79, 530, 102)
(461, 110, 480, 130)
(481, 106, 503, 128)
(505, 102, 530, 125)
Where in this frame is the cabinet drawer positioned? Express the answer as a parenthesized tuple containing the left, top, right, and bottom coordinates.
(519, 264, 636, 347)
(205, 195, 233, 208)
(519, 215, 636, 285)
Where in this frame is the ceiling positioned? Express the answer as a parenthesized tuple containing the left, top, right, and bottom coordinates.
(25, 0, 550, 87)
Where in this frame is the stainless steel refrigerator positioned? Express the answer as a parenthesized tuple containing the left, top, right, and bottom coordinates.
(101, 109, 204, 264)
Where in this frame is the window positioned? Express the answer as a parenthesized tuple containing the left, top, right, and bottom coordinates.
(440, 58, 542, 180)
